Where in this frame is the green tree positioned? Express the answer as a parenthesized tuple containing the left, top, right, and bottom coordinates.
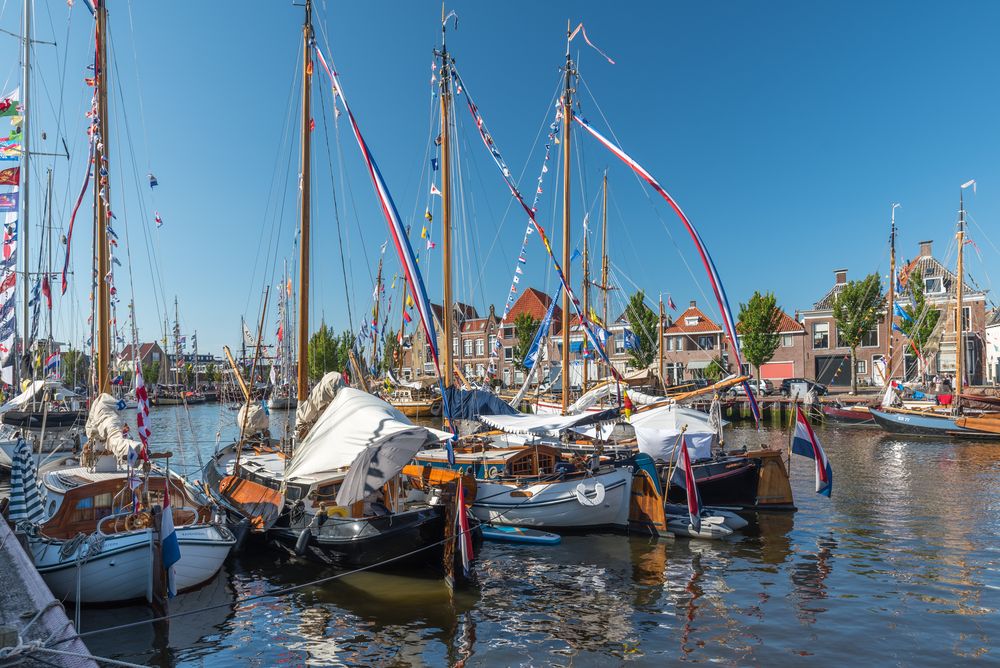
(899, 267, 941, 352)
(62, 350, 90, 388)
(308, 323, 356, 382)
(205, 363, 219, 383)
(737, 291, 783, 386)
(833, 273, 884, 394)
(624, 290, 658, 369)
(704, 355, 727, 383)
(381, 329, 401, 374)
(512, 313, 539, 372)
(141, 360, 160, 386)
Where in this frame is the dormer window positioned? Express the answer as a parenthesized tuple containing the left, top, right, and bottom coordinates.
(925, 277, 944, 294)
(684, 316, 699, 326)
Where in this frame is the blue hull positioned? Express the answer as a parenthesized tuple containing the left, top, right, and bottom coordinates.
(481, 525, 562, 545)
(869, 408, 994, 439)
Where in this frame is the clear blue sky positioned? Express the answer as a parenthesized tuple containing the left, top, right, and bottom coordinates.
(2, 1, 999, 356)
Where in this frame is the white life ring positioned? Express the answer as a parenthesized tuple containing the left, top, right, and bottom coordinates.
(487, 466, 499, 479)
(575, 481, 605, 506)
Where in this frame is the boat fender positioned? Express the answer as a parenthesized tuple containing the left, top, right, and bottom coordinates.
(487, 466, 499, 479)
(574, 482, 606, 506)
(294, 527, 312, 556)
(325, 506, 349, 518)
(232, 518, 251, 554)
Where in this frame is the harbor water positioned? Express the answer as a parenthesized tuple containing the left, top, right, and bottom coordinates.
(13, 404, 1000, 665)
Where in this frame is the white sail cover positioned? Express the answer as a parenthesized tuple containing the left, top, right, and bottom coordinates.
(237, 401, 269, 435)
(294, 371, 346, 437)
(85, 393, 137, 461)
(0, 379, 82, 414)
(634, 427, 713, 463)
(630, 403, 719, 435)
(284, 388, 450, 506)
(479, 410, 619, 437)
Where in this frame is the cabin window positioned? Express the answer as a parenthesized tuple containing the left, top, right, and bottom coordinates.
(476, 339, 485, 356)
(782, 334, 794, 348)
(510, 456, 535, 476)
(925, 276, 944, 294)
(72, 492, 114, 522)
(812, 323, 829, 349)
(402, 367, 412, 380)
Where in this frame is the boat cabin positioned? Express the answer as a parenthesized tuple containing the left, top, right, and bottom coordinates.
(414, 444, 565, 480)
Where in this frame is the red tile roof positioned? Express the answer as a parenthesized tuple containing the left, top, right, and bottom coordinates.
(507, 288, 561, 322)
(736, 309, 804, 334)
(663, 306, 722, 335)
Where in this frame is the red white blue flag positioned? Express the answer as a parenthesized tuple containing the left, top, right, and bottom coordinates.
(161, 473, 181, 597)
(792, 406, 833, 497)
(455, 480, 473, 578)
(676, 436, 702, 532)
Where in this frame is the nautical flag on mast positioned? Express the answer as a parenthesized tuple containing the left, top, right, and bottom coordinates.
(43, 352, 61, 377)
(161, 474, 181, 598)
(455, 480, 473, 579)
(135, 362, 151, 458)
(792, 406, 833, 497)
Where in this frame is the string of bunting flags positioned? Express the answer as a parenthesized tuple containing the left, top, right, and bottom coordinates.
(0, 89, 20, 384)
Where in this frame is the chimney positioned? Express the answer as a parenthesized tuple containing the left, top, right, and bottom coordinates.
(834, 269, 847, 285)
(919, 240, 933, 257)
(689, 300, 697, 308)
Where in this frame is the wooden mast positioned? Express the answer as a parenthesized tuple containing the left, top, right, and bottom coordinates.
(20, 0, 30, 377)
(582, 210, 590, 393)
(560, 21, 573, 414)
(94, 0, 111, 395)
(659, 296, 665, 392)
(886, 203, 898, 386)
(296, 0, 313, 402)
(600, 171, 608, 382)
(439, 8, 454, 389)
(955, 187, 966, 407)
(371, 255, 383, 373)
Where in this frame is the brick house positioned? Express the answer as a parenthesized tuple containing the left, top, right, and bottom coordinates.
(737, 309, 809, 383)
(502, 288, 562, 388)
(117, 342, 167, 374)
(454, 306, 500, 382)
(800, 240, 987, 387)
(660, 301, 728, 385)
(402, 302, 479, 381)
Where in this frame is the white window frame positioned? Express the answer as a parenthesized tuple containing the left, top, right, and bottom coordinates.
(813, 322, 829, 349)
(464, 339, 473, 356)
(925, 276, 944, 294)
(476, 338, 485, 356)
(504, 347, 513, 361)
(856, 360, 867, 374)
(782, 334, 794, 348)
(861, 325, 879, 348)
(684, 316, 699, 326)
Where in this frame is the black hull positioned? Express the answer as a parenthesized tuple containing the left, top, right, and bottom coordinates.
(665, 456, 764, 509)
(1, 409, 86, 429)
(271, 507, 481, 576)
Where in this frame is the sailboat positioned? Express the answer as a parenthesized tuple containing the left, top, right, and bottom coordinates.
(205, 1, 479, 579)
(9, 0, 234, 604)
(267, 261, 296, 410)
(870, 182, 1000, 438)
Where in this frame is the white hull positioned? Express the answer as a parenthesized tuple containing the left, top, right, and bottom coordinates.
(471, 468, 632, 529)
(32, 524, 234, 603)
(267, 397, 297, 410)
(666, 514, 735, 540)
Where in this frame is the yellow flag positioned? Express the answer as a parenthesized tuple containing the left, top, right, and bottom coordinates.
(421, 226, 428, 239)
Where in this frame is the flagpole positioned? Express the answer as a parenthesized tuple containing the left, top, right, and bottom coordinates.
(600, 171, 608, 383)
(20, 0, 30, 380)
(955, 186, 966, 409)
(582, 211, 589, 394)
(886, 202, 898, 386)
(658, 295, 665, 393)
(93, 0, 111, 396)
(560, 20, 573, 415)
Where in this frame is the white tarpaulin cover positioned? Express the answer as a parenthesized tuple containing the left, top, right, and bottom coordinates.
(634, 427, 713, 463)
(629, 403, 719, 434)
(479, 410, 619, 437)
(284, 388, 450, 506)
(85, 393, 136, 461)
(294, 371, 346, 438)
(237, 402, 269, 435)
(0, 380, 82, 414)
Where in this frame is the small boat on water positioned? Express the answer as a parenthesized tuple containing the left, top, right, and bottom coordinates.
(480, 524, 561, 545)
(821, 403, 876, 425)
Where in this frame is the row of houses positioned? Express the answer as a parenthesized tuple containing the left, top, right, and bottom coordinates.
(402, 238, 996, 389)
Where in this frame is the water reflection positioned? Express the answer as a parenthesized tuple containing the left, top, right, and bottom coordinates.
(17, 407, 998, 665)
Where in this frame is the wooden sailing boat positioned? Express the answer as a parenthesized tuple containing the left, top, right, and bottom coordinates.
(267, 260, 297, 409)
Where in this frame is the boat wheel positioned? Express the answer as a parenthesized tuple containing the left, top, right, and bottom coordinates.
(125, 512, 153, 531)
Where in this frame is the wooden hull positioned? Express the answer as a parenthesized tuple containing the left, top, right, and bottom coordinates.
(392, 400, 442, 418)
(665, 450, 794, 510)
(821, 405, 875, 425)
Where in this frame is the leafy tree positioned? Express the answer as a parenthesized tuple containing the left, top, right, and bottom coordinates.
(381, 329, 401, 374)
(308, 323, 355, 382)
(833, 273, 884, 394)
(205, 363, 219, 383)
(624, 290, 658, 369)
(737, 291, 783, 386)
(512, 313, 539, 372)
(899, 267, 941, 352)
(141, 360, 160, 386)
(62, 350, 90, 388)
(705, 355, 727, 383)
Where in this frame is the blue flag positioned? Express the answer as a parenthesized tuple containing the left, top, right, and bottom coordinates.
(524, 286, 562, 370)
(623, 328, 640, 351)
(893, 302, 911, 322)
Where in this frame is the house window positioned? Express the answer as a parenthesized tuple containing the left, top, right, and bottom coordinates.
(861, 325, 879, 348)
(615, 335, 625, 355)
(503, 368, 511, 386)
(813, 323, 829, 349)
(962, 306, 972, 332)
(856, 360, 867, 374)
(425, 347, 433, 363)
(476, 364, 485, 378)
(488, 335, 497, 351)
(464, 364, 473, 377)
(782, 334, 794, 348)
(476, 339, 485, 356)
(684, 316, 699, 326)
(423, 362, 434, 374)
(152, 352, 160, 362)
(697, 335, 714, 350)
(925, 276, 944, 294)
(402, 367, 412, 380)
(504, 347, 513, 361)
(464, 339, 473, 356)
(452, 338, 459, 355)
(502, 326, 514, 339)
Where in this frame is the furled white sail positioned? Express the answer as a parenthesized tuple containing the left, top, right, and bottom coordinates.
(294, 371, 346, 438)
(85, 393, 137, 461)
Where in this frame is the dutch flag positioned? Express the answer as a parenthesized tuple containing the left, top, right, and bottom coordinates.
(161, 480, 181, 597)
(671, 436, 703, 534)
(792, 406, 833, 497)
(43, 352, 60, 377)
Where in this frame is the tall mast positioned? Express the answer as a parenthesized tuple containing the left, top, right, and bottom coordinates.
(659, 296, 665, 392)
(560, 20, 573, 414)
(886, 203, 898, 385)
(45, 167, 52, 342)
(173, 296, 180, 386)
(296, 0, 313, 401)
(94, 0, 111, 395)
(20, 0, 30, 370)
(371, 255, 383, 373)
(955, 188, 966, 406)
(600, 171, 608, 382)
(439, 7, 454, 389)
(582, 213, 589, 393)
